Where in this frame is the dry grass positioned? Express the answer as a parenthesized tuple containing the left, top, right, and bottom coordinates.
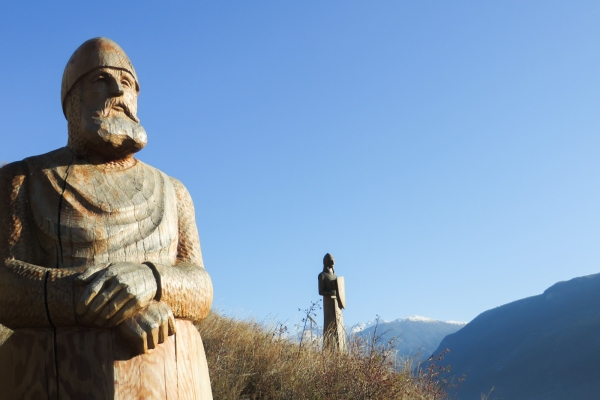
(197, 311, 455, 400)
(0, 309, 456, 398)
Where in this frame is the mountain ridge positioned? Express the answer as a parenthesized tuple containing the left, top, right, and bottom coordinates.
(351, 315, 466, 334)
(430, 272, 600, 399)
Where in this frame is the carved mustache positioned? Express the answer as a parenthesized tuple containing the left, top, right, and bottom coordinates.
(100, 98, 139, 123)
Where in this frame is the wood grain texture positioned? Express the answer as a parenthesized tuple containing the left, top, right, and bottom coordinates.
(176, 320, 212, 400)
(56, 327, 114, 399)
(0, 321, 212, 399)
(114, 319, 212, 399)
(61, 38, 139, 112)
(0, 148, 214, 397)
(114, 321, 172, 399)
(0, 147, 213, 325)
(48, 268, 82, 327)
(114, 341, 142, 399)
(0, 38, 214, 398)
(150, 263, 213, 323)
(1, 147, 213, 326)
(0, 163, 51, 329)
(24, 148, 179, 270)
(0, 328, 58, 399)
(163, 331, 179, 400)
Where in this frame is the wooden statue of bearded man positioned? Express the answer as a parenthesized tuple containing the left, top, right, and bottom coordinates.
(0, 37, 214, 399)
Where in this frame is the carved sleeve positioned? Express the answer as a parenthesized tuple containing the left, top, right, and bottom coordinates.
(0, 162, 83, 329)
(144, 178, 213, 323)
(0, 162, 51, 328)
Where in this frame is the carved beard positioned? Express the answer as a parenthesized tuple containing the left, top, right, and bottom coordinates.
(67, 83, 147, 161)
(81, 112, 147, 160)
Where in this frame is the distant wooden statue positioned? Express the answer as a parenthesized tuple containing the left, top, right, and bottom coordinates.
(0, 37, 214, 399)
(318, 253, 346, 352)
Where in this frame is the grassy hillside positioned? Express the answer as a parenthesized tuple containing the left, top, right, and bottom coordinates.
(0, 312, 453, 398)
(197, 312, 453, 399)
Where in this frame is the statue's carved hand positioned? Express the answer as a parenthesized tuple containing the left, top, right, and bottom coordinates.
(75, 262, 157, 327)
(119, 301, 176, 354)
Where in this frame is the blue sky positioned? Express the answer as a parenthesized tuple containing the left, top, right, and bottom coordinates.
(1, 1, 599, 327)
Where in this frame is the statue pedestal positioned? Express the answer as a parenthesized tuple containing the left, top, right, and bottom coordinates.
(0, 320, 212, 400)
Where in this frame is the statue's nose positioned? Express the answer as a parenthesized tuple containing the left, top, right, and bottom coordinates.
(108, 78, 125, 96)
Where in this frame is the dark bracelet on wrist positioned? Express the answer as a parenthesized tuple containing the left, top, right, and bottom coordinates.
(143, 261, 162, 301)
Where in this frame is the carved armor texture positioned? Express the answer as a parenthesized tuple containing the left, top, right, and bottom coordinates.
(0, 147, 212, 328)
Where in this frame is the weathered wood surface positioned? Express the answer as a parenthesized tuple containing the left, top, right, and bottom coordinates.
(0, 320, 211, 399)
(175, 321, 212, 400)
(322, 295, 347, 352)
(25, 149, 180, 271)
(0, 328, 57, 399)
(0, 38, 214, 399)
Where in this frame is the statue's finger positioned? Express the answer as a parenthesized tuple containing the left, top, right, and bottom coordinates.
(139, 330, 149, 354)
(152, 303, 169, 343)
(75, 263, 110, 284)
(137, 311, 160, 350)
(76, 273, 108, 314)
(158, 318, 168, 344)
(94, 289, 135, 324)
(168, 312, 176, 336)
(88, 279, 123, 316)
(106, 298, 139, 327)
(146, 321, 160, 350)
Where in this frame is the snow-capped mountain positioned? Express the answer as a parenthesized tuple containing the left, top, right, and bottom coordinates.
(352, 315, 466, 362)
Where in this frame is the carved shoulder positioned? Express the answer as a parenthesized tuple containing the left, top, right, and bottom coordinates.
(0, 161, 28, 200)
(169, 177, 204, 267)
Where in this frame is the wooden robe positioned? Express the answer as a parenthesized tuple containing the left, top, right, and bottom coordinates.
(0, 147, 213, 399)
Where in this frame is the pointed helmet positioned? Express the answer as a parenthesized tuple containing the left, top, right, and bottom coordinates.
(61, 37, 139, 116)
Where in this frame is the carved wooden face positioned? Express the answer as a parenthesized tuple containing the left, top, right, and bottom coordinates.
(323, 254, 335, 268)
(81, 67, 138, 122)
(74, 67, 147, 159)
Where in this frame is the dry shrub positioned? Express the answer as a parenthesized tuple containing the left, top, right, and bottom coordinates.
(197, 312, 453, 400)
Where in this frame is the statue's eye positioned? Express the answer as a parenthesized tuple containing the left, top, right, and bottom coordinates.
(121, 79, 131, 88)
(92, 75, 106, 83)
